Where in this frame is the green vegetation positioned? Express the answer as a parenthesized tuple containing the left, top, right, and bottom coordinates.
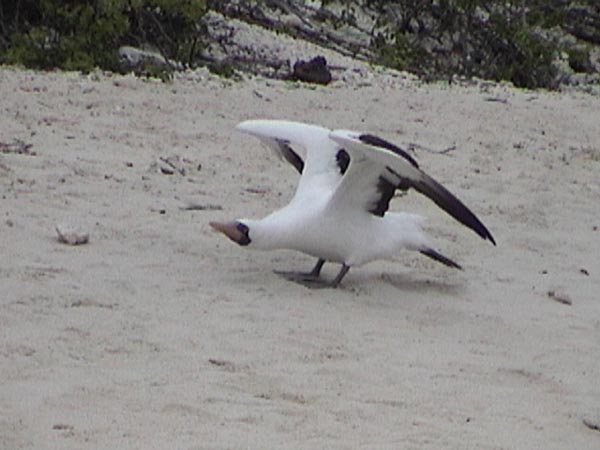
(322, 0, 599, 89)
(0, 0, 207, 72)
(0, 0, 598, 89)
(367, 1, 559, 88)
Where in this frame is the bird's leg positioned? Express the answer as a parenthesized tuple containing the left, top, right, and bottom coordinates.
(274, 258, 325, 282)
(330, 264, 350, 287)
(308, 258, 326, 277)
(298, 264, 350, 289)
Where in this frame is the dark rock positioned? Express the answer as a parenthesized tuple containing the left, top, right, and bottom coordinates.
(291, 56, 332, 85)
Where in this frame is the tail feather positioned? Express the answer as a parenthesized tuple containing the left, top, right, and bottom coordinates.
(420, 248, 462, 270)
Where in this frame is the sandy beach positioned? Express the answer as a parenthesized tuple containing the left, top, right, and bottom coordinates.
(1, 62, 599, 449)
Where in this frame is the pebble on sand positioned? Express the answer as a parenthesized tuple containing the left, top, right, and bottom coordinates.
(55, 224, 90, 245)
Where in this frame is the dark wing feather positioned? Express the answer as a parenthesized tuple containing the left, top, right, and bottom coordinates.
(329, 130, 495, 245)
(411, 172, 495, 245)
(360, 135, 495, 245)
(275, 139, 304, 174)
(359, 134, 419, 168)
(336, 149, 350, 174)
(370, 176, 400, 217)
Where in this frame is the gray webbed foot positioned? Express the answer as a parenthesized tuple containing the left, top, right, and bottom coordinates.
(275, 262, 349, 289)
(273, 258, 326, 283)
(274, 270, 321, 283)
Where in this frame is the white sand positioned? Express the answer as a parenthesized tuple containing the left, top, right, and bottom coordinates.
(1, 64, 599, 449)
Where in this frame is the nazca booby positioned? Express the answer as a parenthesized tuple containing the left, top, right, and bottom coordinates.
(210, 120, 495, 288)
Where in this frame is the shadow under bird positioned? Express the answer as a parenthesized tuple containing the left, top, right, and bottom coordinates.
(210, 120, 495, 288)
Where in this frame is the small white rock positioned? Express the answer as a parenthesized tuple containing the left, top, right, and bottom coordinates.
(55, 224, 89, 245)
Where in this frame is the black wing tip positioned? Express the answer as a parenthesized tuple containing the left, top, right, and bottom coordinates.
(355, 132, 498, 247)
(474, 223, 496, 246)
(420, 248, 463, 270)
(415, 173, 496, 247)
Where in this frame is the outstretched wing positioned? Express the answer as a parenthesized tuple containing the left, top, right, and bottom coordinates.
(236, 120, 348, 198)
(328, 130, 496, 245)
(247, 133, 305, 174)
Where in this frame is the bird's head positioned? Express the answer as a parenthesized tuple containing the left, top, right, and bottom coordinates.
(209, 220, 252, 246)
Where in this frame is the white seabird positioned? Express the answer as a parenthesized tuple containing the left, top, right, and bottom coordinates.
(210, 119, 495, 288)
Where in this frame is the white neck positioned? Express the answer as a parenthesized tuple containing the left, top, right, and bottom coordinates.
(242, 212, 297, 250)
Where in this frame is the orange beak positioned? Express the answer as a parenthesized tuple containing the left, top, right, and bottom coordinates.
(209, 221, 245, 243)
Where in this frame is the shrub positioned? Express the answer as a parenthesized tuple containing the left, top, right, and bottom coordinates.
(0, 0, 207, 72)
(370, 0, 560, 88)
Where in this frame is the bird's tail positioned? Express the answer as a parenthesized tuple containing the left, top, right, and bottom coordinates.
(419, 247, 462, 270)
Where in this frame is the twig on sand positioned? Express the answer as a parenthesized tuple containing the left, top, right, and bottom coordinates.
(484, 97, 509, 104)
(547, 289, 572, 306)
(407, 142, 457, 155)
(0, 139, 35, 156)
(208, 358, 239, 372)
(180, 203, 223, 211)
(158, 156, 186, 176)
